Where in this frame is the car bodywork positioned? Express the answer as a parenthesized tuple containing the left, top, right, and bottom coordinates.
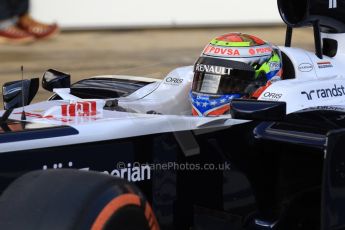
(1, 0, 345, 229)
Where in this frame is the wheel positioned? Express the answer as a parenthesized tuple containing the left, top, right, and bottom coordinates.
(0, 169, 159, 230)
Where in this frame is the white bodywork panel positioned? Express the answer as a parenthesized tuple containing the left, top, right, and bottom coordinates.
(0, 101, 247, 153)
(258, 40, 345, 113)
(118, 66, 194, 115)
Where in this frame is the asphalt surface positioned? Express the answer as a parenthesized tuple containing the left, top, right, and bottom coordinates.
(0, 26, 314, 104)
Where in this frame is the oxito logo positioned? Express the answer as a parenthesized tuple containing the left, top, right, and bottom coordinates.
(329, 0, 337, 8)
(301, 84, 345, 100)
(298, 63, 314, 72)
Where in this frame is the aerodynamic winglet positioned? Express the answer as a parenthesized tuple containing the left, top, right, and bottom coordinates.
(230, 99, 286, 121)
(53, 88, 81, 101)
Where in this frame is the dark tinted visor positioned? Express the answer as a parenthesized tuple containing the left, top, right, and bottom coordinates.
(192, 71, 256, 94)
(192, 57, 264, 95)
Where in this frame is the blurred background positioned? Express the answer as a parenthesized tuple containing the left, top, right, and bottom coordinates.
(0, 0, 314, 102)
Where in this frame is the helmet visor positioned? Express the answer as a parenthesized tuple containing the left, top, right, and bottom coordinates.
(192, 67, 261, 95)
(192, 57, 270, 95)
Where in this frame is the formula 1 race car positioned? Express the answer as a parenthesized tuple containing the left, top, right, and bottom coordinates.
(0, 0, 345, 230)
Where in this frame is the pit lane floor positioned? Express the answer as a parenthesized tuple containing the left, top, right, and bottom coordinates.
(0, 26, 314, 103)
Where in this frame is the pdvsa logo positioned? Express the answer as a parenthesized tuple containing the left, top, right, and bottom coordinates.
(329, 0, 337, 8)
(203, 45, 241, 56)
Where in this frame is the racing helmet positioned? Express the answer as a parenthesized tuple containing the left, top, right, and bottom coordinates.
(190, 32, 283, 117)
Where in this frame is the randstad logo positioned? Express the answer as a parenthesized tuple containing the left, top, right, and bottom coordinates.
(301, 84, 345, 100)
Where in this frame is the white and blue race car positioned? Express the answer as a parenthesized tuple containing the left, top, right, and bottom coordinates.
(0, 0, 344, 230)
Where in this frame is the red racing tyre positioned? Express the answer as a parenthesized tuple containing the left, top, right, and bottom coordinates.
(0, 169, 159, 230)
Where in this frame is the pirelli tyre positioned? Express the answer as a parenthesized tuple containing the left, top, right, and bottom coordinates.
(0, 169, 159, 230)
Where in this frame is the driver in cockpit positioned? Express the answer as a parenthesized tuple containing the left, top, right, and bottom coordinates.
(189, 32, 283, 117)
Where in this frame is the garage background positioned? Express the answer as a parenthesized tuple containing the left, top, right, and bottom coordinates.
(31, 0, 282, 29)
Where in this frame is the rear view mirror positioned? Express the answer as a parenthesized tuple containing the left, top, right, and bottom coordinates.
(3, 78, 39, 110)
(230, 99, 286, 121)
(42, 69, 70, 92)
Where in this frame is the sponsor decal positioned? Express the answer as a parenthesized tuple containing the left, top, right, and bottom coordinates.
(247, 47, 273, 56)
(14, 111, 101, 123)
(317, 61, 333, 69)
(61, 101, 97, 117)
(301, 106, 345, 112)
(164, 77, 184, 85)
(15, 100, 103, 122)
(301, 90, 315, 100)
(262, 92, 283, 101)
(255, 47, 273, 54)
(195, 64, 232, 75)
(204, 44, 272, 57)
(43, 161, 151, 182)
(301, 84, 345, 100)
(269, 62, 281, 71)
(14, 101, 102, 123)
(249, 48, 256, 55)
(14, 112, 73, 123)
(298, 63, 314, 72)
(203, 45, 240, 56)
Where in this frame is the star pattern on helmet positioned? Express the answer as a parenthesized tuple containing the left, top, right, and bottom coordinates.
(190, 91, 242, 116)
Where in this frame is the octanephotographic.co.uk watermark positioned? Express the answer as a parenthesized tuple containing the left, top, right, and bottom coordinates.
(116, 161, 231, 172)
